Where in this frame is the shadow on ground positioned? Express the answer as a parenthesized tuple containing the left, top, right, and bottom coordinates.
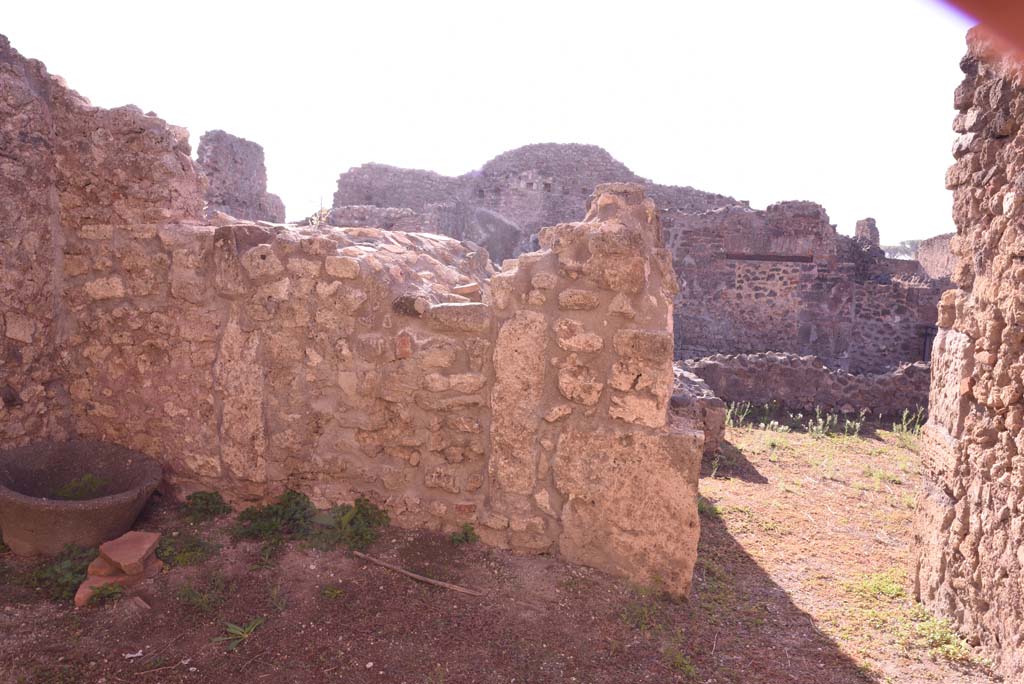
(701, 440, 770, 483)
(687, 503, 873, 683)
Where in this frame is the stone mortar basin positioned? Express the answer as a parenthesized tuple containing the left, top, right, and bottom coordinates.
(0, 441, 162, 556)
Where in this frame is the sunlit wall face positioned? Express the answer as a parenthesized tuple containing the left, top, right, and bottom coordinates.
(3, 0, 971, 240)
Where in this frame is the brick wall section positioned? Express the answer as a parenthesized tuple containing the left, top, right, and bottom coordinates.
(913, 29, 1024, 679)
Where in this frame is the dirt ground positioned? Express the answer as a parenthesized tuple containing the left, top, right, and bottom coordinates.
(0, 424, 1002, 684)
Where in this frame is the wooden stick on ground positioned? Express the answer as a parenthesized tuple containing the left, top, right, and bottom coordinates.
(352, 550, 484, 597)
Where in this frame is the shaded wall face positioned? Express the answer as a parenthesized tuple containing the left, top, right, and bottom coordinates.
(0, 39, 64, 445)
(914, 30, 1024, 680)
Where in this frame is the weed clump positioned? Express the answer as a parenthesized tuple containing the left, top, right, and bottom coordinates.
(450, 523, 479, 546)
(157, 533, 217, 567)
(896, 604, 973, 662)
(847, 568, 907, 600)
(231, 491, 389, 561)
(87, 583, 124, 606)
(184, 491, 232, 523)
(177, 574, 230, 614)
(213, 617, 264, 651)
(309, 497, 390, 551)
(232, 490, 316, 543)
(29, 545, 97, 601)
(53, 473, 108, 500)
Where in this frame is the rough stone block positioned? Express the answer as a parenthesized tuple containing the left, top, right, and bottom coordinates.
(553, 425, 701, 595)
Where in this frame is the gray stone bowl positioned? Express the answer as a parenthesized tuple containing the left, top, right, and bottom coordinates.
(0, 440, 163, 556)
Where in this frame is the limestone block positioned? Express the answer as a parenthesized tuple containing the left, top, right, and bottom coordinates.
(425, 302, 491, 333)
(554, 318, 604, 353)
(613, 329, 674, 361)
(84, 276, 126, 300)
(553, 425, 702, 596)
(241, 244, 284, 279)
(557, 359, 603, 406)
(3, 312, 35, 343)
(609, 393, 666, 428)
(558, 289, 601, 310)
(287, 258, 322, 279)
(489, 311, 547, 495)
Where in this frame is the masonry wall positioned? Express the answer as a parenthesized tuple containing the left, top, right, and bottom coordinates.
(662, 203, 942, 373)
(0, 35, 203, 447)
(915, 233, 955, 282)
(0, 35, 702, 595)
(683, 353, 930, 417)
(913, 29, 1024, 679)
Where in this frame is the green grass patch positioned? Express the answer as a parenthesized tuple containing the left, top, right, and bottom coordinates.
(308, 497, 389, 552)
(320, 585, 345, 600)
(696, 497, 720, 519)
(184, 491, 232, 523)
(847, 568, 907, 601)
(895, 604, 972, 662)
(663, 645, 698, 678)
(450, 523, 479, 546)
(87, 583, 124, 606)
(157, 533, 217, 567)
(29, 545, 97, 601)
(176, 574, 230, 614)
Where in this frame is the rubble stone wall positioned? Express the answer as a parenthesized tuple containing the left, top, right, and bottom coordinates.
(682, 353, 931, 417)
(0, 36, 701, 593)
(197, 130, 285, 223)
(0, 35, 203, 447)
(662, 203, 942, 373)
(913, 30, 1024, 679)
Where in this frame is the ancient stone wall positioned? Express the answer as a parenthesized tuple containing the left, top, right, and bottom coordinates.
(197, 130, 285, 223)
(915, 233, 955, 281)
(0, 35, 702, 595)
(662, 202, 943, 373)
(914, 30, 1024, 679)
(0, 35, 203, 447)
(682, 353, 930, 417)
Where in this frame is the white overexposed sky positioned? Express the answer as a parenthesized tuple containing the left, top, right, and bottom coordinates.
(5, 1, 973, 242)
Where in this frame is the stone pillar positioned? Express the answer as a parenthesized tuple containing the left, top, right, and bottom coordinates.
(487, 183, 702, 595)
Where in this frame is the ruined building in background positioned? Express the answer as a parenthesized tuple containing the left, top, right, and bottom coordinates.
(333, 147, 946, 374)
(914, 29, 1024, 679)
(0, 35, 702, 594)
(330, 144, 739, 263)
(882, 233, 956, 282)
(665, 201, 943, 373)
(197, 129, 285, 223)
